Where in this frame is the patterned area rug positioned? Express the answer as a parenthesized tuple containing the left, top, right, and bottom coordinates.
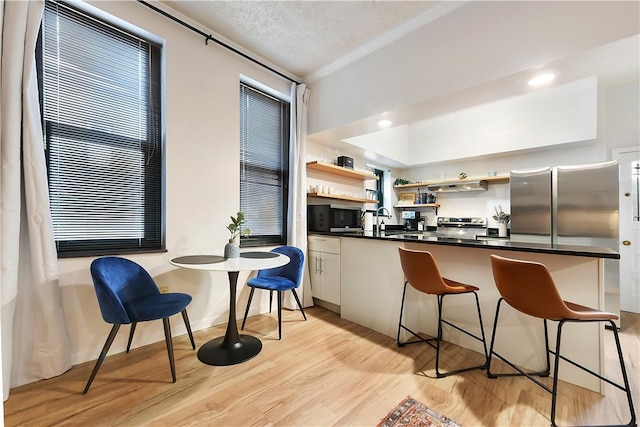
(377, 396, 462, 427)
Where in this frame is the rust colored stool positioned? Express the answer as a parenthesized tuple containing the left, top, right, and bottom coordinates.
(397, 247, 489, 377)
(488, 254, 636, 427)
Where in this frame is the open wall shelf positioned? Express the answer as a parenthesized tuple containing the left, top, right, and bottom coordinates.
(307, 161, 379, 181)
(307, 192, 379, 204)
(393, 175, 509, 189)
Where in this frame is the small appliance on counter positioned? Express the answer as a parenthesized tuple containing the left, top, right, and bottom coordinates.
(402, 211, 421, 231)
(337, 156, 354, 169)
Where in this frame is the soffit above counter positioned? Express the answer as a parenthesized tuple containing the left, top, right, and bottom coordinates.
(340, 77, 598, 168)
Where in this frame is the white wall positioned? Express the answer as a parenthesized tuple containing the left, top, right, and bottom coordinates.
(59, 1, 292, 365)
(307, 1, 639, 135)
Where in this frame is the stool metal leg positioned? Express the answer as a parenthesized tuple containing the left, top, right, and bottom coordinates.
(397, 281, 438, 348)
(487, 298, 551, 382)
(550, 319, 636, 427)
(397, 281, 488, 377)
(609, 320, 637, 427)
(435, 292, 489, 377)
(489, 309, 636, 427)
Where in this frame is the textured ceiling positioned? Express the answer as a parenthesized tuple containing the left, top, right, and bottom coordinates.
(161, 1, 440, 79)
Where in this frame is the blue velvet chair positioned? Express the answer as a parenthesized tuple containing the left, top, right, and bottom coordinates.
(241, 246, 306, 339)
(83, 256, 195, 394)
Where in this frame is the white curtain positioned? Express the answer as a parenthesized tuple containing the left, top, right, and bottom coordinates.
(1, 0, 71, 401)
(286, 82, 313, 308)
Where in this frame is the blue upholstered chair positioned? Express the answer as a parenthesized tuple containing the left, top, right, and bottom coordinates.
(83, 257, 195, 394)
(241, 246, 306, 339)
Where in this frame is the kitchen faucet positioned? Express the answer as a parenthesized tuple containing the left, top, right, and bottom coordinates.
(375, 206, 392, 235)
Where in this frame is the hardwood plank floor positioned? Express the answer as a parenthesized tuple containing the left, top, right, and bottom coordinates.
(4, 307, 638, 426)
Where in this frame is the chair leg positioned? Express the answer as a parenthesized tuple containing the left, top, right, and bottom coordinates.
(269, 290, 273, 313)
(486, 298, 502, 377)
(434, 294, 445, 378)
(126, 322, 137, 352)
(397, 285, 486, 377)
(542, 319, 551, 377)
(397, 281, 408, 346)
(550, 320, 636, 427)
(181, 309, 196, 350)
(290, 288, 307, 320)
(241, 287, 256, 330)
(550, 320, 565, 427)
(434, 292, 488, 377)
(397, 281, 438, 349)
(487, 298, 552, 381)
(609, 320, 637, 426)
(277, 290, 283, 340)
(473, 291, 489, 366)
(83, 324, 120, 394)
(162, 318, 176, 383)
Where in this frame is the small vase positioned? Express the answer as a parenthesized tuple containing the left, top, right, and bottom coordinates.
(224, 238, 239, 258)
(498, 223, 508, 238)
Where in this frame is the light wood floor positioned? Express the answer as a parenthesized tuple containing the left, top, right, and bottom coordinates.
(4, 307, 638, 426)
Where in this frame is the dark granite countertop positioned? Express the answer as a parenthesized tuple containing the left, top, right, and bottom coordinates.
(309, 230, 620, 260)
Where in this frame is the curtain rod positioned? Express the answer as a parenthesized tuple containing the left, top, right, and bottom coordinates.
(136, 0, 301, 85)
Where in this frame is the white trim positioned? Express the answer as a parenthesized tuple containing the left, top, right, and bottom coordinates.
(303, 1, 468, 83)
(65, 0, 164, 46)
(240, 74, 291, 103)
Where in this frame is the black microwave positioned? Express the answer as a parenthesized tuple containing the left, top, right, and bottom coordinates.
(308, 205, 362, 232)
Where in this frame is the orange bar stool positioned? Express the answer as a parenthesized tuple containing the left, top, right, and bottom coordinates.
(397, 247, 489, 377)
(488, 254, 636, 427)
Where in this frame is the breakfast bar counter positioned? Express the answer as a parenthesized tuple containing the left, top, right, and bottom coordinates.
(320, 232, 619, 393)
(310, 230, 619, 259)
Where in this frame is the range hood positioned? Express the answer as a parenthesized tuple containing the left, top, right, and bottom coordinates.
(427, 180, 488, 193)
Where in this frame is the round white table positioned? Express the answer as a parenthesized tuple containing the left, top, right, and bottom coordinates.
(170, 252, 290, 366)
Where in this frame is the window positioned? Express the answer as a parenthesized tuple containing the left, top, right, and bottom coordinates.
(38, 1, 164, 257)
(374, 167, 385, 206)
(239, 82, 290, 246)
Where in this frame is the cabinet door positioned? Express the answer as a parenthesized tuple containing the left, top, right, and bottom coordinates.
(308, 250, 322, 299)
(320, 252, 341, 305)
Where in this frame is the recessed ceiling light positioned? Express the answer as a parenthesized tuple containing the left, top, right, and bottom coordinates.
(528, 72, 556, 87)
(378, 119, 392, 128)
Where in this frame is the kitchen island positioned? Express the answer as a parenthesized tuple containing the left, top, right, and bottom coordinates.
(310, 231, 619, 393)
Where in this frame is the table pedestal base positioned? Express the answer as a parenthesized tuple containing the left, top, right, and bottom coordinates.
(197, 335, 262, 366)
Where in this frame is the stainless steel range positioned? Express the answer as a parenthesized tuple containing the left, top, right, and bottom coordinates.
(436, 217, 488, 240)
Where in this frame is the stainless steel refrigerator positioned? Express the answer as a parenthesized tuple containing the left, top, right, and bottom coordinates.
(510, 161, 620, 321)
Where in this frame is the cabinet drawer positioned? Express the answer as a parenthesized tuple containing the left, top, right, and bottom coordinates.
(308, 236, 341, 254)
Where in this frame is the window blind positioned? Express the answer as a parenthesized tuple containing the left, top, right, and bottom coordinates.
(239, 83, 290, 246)
(40, 1, 163, 256)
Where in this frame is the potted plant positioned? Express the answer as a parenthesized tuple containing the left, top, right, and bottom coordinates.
(224, 211, 251, 258)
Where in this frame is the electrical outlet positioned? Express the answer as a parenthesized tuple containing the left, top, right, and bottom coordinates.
(159, 286, 169, 294)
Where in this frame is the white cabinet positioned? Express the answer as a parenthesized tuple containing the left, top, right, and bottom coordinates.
(308, 236, 341, 306)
